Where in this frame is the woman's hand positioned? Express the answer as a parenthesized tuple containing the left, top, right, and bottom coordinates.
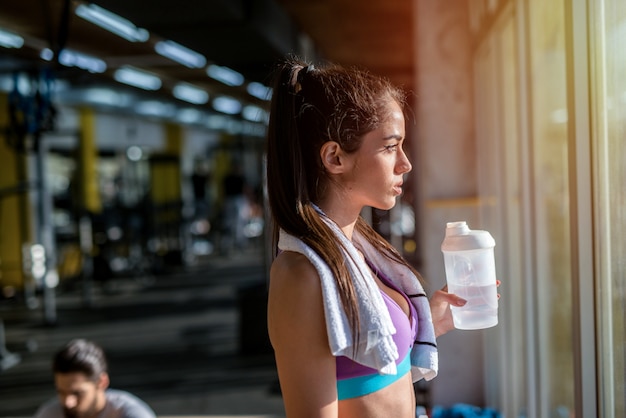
(429, 286, 466, 338)
(429, 281, 501, 338)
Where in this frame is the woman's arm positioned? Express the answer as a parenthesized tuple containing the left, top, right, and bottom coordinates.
(268, 251, 338, 418)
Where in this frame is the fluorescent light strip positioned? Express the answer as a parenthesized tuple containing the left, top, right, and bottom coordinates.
(75, 4, 149, 42)
(177, 108, 203, 124)
(155, 40, 206, 69)
(0, 73, 31, 94)
(241, 121, 267, 137)
(212, 96, 242, 115)
(136, 100, 175, 118)
(242, 105, 267, 123)
(40, 48, 54, 61)
(114, 66, 161, 91)
(173, 83, 209, 105)
(0, 28, 24, 48)
(41, 47, 107, 74)
(58, 49, 107, 73)
(83, 88, 131, 107)
(206, 65, 244, 87)
(246, 81, 272, 100)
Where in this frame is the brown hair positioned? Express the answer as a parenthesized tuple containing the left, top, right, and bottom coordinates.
(53, 339, 107, 381)
(265, 55, 419, 339)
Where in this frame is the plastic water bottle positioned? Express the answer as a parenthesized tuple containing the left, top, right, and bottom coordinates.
(441, 221, 498, 330)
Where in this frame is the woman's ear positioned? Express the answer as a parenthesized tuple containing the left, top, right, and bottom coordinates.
(320, 141, 347, 174)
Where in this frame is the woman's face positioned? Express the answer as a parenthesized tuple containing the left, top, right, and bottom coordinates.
(342, 99, 412, 211)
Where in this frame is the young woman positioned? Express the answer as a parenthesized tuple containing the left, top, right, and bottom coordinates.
(265, 56, 467, 418)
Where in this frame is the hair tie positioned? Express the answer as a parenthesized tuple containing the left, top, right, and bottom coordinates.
(291, 64, 315, 93)
(297, 64, 314, 84)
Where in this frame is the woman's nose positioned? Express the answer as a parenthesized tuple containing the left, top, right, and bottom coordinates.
(397, 150, 412, 174)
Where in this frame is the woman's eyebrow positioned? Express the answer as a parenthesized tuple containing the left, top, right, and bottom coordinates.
(382, 134, 403, 140)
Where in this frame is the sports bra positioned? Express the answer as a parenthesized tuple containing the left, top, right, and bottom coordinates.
(335, 263, 418, 400)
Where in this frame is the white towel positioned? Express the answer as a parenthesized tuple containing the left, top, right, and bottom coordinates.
(277, 216, 438, 382)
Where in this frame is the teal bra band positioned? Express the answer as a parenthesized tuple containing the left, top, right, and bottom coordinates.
(336, 353, 411, 400)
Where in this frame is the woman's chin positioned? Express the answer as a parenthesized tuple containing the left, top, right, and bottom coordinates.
(372, 200, 397, 211)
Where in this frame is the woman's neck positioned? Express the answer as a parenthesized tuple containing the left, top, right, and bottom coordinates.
(315, 200, 360, 241)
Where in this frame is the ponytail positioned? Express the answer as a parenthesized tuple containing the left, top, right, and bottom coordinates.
(265, 56, 411, 343)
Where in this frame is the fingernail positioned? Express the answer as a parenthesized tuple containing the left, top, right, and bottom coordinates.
(457, 299, 467, 306)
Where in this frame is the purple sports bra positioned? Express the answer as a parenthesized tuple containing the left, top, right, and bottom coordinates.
(336, 265, 418, 381)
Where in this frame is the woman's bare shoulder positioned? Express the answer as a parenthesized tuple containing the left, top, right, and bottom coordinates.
(268, 251, 337, 415)
(268, 251, 325, 340)
(270, 250, 320, 289)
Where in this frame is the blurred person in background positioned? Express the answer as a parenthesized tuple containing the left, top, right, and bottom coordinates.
(34, 339, 155, 418)
(221, 162, 251, 253)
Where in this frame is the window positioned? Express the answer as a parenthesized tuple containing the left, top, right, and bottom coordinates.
(527, 0, 575, 415)
(590, 1, 626, 416)
(474, 1, 576, 416)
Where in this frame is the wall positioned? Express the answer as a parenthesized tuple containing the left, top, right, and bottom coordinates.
(412, 0, 485, 408)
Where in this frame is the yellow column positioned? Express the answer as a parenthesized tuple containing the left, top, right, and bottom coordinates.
(213, 133, 235, 209)
(0, 93, 33, 292)
(164, 123, 182, 202)
(78, 108, 101, 214)
(164, 123, 182, 157)
(149, 123, 183, 260)
(151, 123, 182, 204)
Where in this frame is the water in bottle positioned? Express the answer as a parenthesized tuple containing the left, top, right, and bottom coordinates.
(441, 221, 498, 330)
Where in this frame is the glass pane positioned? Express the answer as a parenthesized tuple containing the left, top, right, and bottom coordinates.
(498, 17, 527, 418)
(527, 0, 575, 416)
(592, 0, 626, 416)
(475, 13, 527, 417)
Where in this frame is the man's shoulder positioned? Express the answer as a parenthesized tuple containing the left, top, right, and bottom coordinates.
(33, 389, 155, 418)
(103, 389, 156, 418)
(33, 398, 63, 418)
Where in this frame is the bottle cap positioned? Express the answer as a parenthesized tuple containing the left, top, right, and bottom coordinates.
(444, 221, 469, 237)
(441, 221, 495, 251)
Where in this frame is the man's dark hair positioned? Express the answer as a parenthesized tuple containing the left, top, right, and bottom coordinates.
(52, 339, 108, 381)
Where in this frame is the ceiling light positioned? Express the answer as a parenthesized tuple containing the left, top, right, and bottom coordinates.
(83, 88, 131, 107)
(212, 96, 242, 115)
(0, 76, 11, 92)
(206, 65, 244, 87)
(154, 40, 206, 68)
(241, 121, 267, 137)
(136, 101, 175, 118)
(114, 66, 161, 91)
(0, 73, 31, 94)
(206, 115, 228, 130)
(246, 82, 272, 100)
(0, 28, 24, 48)
(172, 83, 209, 105)
(242, 105, 267, 123)
(58, 49, 107, 73)
(177, 108, 203, 124)
(225, 119, 243, 135)
(75, 3, 149, 42)
(126, 146, 143, 161)
(40, 48, 54, 61)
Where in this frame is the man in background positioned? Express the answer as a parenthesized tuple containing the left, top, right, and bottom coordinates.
(221, 162, 251, 253)
(34, 338, 155, 418)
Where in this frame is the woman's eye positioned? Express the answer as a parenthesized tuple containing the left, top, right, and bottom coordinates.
(384, 144, 399, 152)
